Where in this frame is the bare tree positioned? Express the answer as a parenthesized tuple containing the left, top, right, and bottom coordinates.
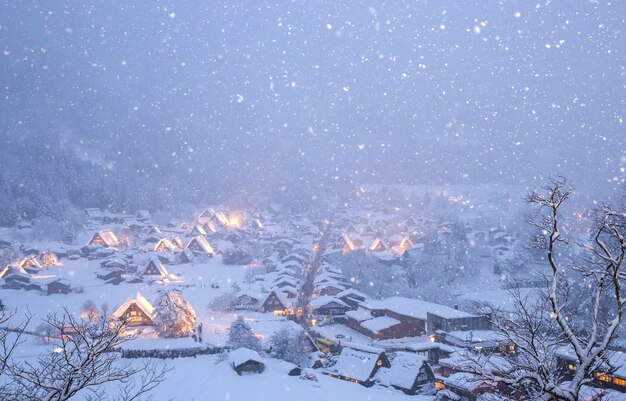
(1, 309, 168, 401)
(467, 178, 626, 401)
(0, 308, 31, 375)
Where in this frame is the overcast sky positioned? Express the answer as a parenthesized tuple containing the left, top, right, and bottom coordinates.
(1, 1, 624, 198)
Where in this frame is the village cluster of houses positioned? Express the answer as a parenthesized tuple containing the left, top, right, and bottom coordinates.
(3, 201, 626, 400)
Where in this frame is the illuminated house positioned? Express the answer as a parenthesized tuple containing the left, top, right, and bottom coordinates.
(310, 296, 350, 317)
(203, 221, 218, 233)
(112, 292, 155, 327)
(391, 236, 414, 255)
(170, 236, 185, 248)
(369, 238, 389, 253)
(188, 225, 207, 237)
(153, 238, 177, 252)
(262, 291, 293, 314)
(558, 348, 626, 392)
(185, 235, 215, 256)
(375, 352, 435, 395)
(87, 230, 120, 248)
(140, 257, 168, 278)
(18, 256, 42, 272)
(336, 234, 357, 254)
(323, 343, 390, 387)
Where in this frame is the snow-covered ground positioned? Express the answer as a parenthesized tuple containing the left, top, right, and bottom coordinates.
(103, 354, 426, 401)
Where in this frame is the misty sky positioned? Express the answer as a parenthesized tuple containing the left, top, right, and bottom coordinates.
(1, 1, 624, 196)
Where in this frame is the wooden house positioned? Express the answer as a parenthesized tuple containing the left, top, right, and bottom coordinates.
(310, 296, 350, 317)
(188, 225, 207, 237)
(2, 272, 31, 290)
(101, 258, 127, 271)
(335, 234, 357, 254)
(315, 282, 345, 297)
(230, 347, 265, 375)
(47, 279, 71, 295)
(147, 226, 162, 236)
(323, 343, 390, 387)
(96, 268, 122, 281)
(185, 235, 215, 256)
(170, 236, 185, 248)
(375, 352, 435, 395)
(203, 221, 218, 234)
(18, 256, 42, 273)
(233, 291, 262, 310)
(281, 253, 305, 264)
(153, 238, 177, 252)
(177, 249, 195, 264)
(337, 289, 369, 310)
(87, 230, 120, 248)
(369, 238, 389, 253)
(140, 257, 168, 278)
(262, 291, 290, 314)
(443, 372, 496, 401)
(112, 293, 155, 327)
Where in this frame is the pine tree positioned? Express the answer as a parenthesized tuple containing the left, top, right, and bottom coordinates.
(227, 316, 261, 350)
(153, 290, 196, 338)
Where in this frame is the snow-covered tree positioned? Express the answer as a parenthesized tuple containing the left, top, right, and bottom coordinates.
(227, 316, 261, 351)
(467, 178, 626, 401)
(209, 293, 236, 312)
(222, 246, 254, 265)
(269, 327, 311, 367)
(153, 291, 196, 338)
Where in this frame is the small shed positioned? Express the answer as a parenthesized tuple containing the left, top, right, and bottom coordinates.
(47, 279, 71, 295)
(230, 347, 265, 375)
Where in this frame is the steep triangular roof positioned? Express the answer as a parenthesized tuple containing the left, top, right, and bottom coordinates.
(185, 235, 214, 255)
(188, 225, 206, 236)
(147, 226, 162, 235)
(153, 238, 176, 252)
(87, 230, 120, 247)
(370, 238, 388, 252)
(113, 292, 155, 320)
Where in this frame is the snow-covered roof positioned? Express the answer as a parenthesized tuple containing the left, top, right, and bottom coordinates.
(310, 296, 349, 310)
(88, 230, 120, 247)
(345, 308, 373, 322)
(376, 352, 428, 390)
(229, 347, 263, 366)
(362, 297, 475, 320)
(188, 225, 206, 236)
(444, 372, 489, 392)
(185, 235, 214, 254)
(337, 288, 370, 301)
(153, 238, 176, 252)
(360, 316, 401, 333)
(113, 292, 155, 320)
(444, 330, 507, 348)
(325, 347, 382, 382)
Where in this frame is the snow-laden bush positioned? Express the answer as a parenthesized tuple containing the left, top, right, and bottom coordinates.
(222, 246, 254, 265)
(269, 327, 310, 367)
(208, 293, 236, 312)
(227, 316, 260, 351)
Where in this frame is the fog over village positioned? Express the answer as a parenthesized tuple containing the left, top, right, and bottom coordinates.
(0, 2, 625, 401)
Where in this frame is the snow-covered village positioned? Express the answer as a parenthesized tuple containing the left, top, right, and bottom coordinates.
(1, 2, 625, 401)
